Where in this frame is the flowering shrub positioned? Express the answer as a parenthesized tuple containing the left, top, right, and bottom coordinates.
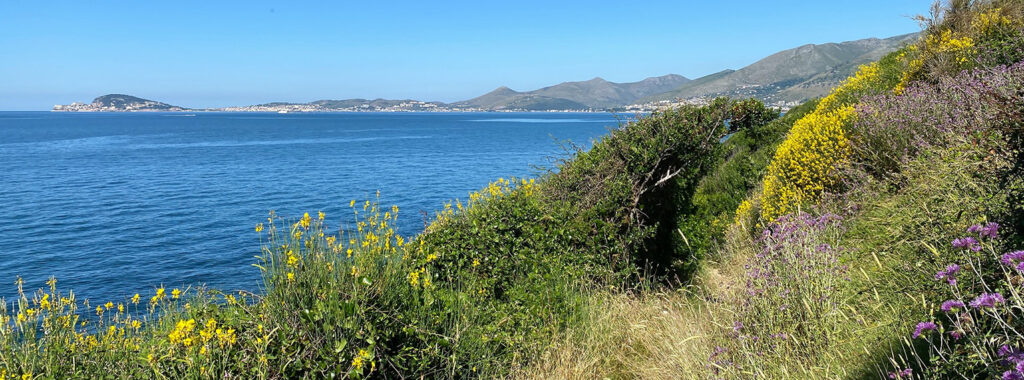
(709, 212, 849, 376)
(760, 105, 856, 220)
(0, 275, 255, 378)
(759, 52, 909, 221)
(851, 61, 1024, 179)
(0, 201, 481, 378)
(888, 222, 1024, 379)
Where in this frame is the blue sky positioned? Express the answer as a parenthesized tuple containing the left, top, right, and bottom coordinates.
(0, 1, 926, 110)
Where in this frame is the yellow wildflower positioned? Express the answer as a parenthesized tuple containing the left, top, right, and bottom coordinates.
(255, 222, 264, 232)
(300, 212, 311, 229)
(352, 356, 364, 371)
(352, 348, 372, 371)
(172, 289, 181, 299)
(216, 327, 236, 346)
(168, 318, 196, 346)
(131, 293, 140, 304)
(318, 210, 325, 220)
(287, 272, 295, 282)
(350, 199, 356, 208)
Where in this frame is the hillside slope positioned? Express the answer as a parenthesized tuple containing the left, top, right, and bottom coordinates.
(455, 74, 690, 110)
(641, 33, 918, 105)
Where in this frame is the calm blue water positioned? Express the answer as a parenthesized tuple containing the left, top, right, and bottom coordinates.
(0, 112, 620, 303)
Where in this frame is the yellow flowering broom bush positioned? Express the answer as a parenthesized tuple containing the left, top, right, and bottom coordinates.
(759, 4, 1024, 223)
(759, 60, 899, 221)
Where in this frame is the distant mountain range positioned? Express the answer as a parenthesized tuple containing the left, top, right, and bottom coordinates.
(52, 33, 918, 113)
(455, 74, 691, 110)
(639, 32, 919, 105)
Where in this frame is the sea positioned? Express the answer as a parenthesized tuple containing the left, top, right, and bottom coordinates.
(0, 112, 623, 303)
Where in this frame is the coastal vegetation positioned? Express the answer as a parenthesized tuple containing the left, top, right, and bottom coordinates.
(8, 0, 1024, 378)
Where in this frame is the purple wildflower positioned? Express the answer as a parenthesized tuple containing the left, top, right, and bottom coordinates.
(1000, 345, 1024, 364)
(940, 299, 965, 312)
(912, 321, 938, 338)
(1005, 370, 1024, 380)
(982, 222, 1000, 239)
(889, 368, 912, 379)
(952, 237, 981, 252)
(969, 293, 1005, 309)
(950, 330, 963, 340)
(935, 264, 960, 286)
(1003, 251, 1024, 267)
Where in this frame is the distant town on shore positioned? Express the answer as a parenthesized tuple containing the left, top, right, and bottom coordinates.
(53, 33, 916, 114)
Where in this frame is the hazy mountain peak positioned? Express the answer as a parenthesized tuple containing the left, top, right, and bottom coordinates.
(640, 32, 919, 106)
(457, 74, 690, 110)
(488, 86, 519, 94)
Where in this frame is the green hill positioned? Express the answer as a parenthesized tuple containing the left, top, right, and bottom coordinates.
(454, 74, 691, 110)
(641, 33, 918, 105)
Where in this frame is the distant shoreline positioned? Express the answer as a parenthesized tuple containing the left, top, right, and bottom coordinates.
(39, 110, 622, 114)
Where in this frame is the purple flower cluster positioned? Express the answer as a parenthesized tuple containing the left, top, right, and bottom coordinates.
(952, 237, 981, 252)
(968, 222, 1000, 239)
(913, 321, 938, 338)
(968, 293, 1005, 309)
(941, 299, 965, 312)
(1000, 345, 1024, 380)
(888, 368, 912, 379)
(935, 264, 961, 286)
(851, 62, 1024, 177)
(1003, 251, 1024, 272)
(747, 213, 847, 304)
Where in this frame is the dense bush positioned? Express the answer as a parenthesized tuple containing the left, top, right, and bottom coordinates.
(673, 101, 816, 274)
(759, 52, 907, 221)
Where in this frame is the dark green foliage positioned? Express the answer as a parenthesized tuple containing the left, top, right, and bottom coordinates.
(729, 98, 780, 132)
(670, 100, 816, 276)
(413, 186, 600, 372)
(542, 98, 738, 278)
(406, 98, 789, 373)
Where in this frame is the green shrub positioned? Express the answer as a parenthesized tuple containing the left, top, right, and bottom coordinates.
(673, 100, 816, 275)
